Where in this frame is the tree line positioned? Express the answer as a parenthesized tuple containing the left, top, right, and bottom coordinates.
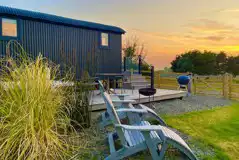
(171, 50, 239, 76)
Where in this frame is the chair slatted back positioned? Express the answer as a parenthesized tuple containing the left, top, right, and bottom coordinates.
(103, 92, 121, 124)
(98, 80, 105, 94)
(102, 92, 128, 146)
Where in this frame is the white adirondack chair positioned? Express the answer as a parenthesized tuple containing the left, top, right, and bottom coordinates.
(102, 92, 198, 160)
(98, 80, 167, 128)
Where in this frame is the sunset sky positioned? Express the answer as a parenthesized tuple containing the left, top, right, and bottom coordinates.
(2, 0, 239, 69)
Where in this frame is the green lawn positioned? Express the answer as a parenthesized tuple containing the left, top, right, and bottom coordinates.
(164, 104, 239, 160)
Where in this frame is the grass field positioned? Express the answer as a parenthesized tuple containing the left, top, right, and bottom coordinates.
(164, 104, 239, 160)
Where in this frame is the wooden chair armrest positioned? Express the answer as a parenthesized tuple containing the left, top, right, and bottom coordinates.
(111, 94, 129, 97)
(112, 100, 135, 103)
(115, 124, 163, 132)
(116, 108, 148, 114)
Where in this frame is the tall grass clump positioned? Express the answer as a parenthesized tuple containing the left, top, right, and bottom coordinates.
(0, 42, 83, 159)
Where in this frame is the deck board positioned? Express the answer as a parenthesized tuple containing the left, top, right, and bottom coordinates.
(90, 89, 187, 111)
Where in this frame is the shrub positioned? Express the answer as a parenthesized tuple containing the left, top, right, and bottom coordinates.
(0, 53, 80, 159)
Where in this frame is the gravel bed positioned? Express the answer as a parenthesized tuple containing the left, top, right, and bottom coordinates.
(153, 95, 233, 115)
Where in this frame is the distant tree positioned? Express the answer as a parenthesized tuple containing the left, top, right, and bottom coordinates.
(171, 50, 199, 73)
(123, 36, 149, 70)
(226, 55, 239, 76)
(215, 51, 227, 74)
(123, 39, 137, 58)
(163, 67, 172, 72)
(123, 36, 147, 58)
(171, 55, 182, 72)
(170, 50, 238, 75)
(193, 51, 217, 75)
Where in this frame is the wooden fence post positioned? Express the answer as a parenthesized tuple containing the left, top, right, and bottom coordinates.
(222, 73, 226, 98)
(193, 75, 197, 94)
(228, 74, 233, 99)
(222, 73, 229, 99)
(156, 72, 160, 88)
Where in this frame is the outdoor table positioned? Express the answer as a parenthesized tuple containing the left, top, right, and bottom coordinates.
(96, 73, 124, 92)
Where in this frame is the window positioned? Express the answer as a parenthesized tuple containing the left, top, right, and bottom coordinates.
(101, 32, 109, 47)
(2, 18, 17, 37)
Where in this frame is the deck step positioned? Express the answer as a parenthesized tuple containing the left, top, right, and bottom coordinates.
(131, 74, 142, 77)
(131, 75, 144, 78)
(132, 84, 151, 89)
(123, 84, 150, 89)
(123, 74, 151, 89)
(124, 81, 148, 84)
(132, 78, 147, 81)
(131, 81, 148, 84)
(131, 77, 145, 80)
(130, 77, 147, 81)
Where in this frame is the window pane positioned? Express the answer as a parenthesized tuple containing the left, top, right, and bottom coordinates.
(101, 33, 109, 46)
(2, 18, 17, 37)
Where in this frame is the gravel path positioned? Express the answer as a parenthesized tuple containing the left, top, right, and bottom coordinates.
(153, 95, 233, 115)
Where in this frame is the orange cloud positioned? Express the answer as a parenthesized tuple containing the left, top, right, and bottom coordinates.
(219, 9, 239, 13)
(185, 19, 237, 33)
(123, 19, 239, 69)
(204, 36, 225, 41)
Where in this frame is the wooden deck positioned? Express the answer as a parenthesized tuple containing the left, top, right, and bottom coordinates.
(89, 89, 187, 111)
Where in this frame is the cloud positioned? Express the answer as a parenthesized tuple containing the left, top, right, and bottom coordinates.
(185, 19, 237, 33)
(124, 25, 239, 68)
(128, 28, 195, 43)
(128, 27, 227, 43)
(204, 36, 225, 41)
(218, 9, 239, 13)
(125, 22, 239, 54)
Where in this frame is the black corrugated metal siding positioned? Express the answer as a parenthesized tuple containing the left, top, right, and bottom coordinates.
(0, 18, 122, 78)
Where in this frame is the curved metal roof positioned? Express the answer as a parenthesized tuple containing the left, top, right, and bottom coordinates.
(0, 6, 125, 34)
